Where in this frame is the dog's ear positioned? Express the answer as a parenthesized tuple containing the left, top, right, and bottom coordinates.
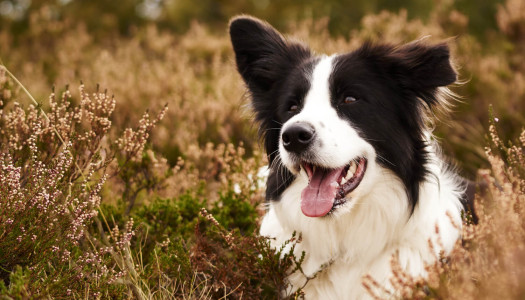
(229, 16, 311, 93)
(389, 42, 457, 106)
(393, 42, 456, 88)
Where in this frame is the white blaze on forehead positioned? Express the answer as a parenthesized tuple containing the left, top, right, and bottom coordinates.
(302, 55, 336, 116)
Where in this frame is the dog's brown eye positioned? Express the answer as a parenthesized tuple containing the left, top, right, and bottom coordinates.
(344, 96, 357, 104)
(289, 104, 298, 112)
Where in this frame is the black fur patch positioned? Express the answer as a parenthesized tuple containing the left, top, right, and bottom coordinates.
(330, 42, 456, 211)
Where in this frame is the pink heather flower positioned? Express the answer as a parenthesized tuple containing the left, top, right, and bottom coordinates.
(61, 250, 71, 262)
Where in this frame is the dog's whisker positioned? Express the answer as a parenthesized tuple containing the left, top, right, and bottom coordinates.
(262, 127, 282, 133)
(376, 154, 396, 167)
(267, 148, 280, 158)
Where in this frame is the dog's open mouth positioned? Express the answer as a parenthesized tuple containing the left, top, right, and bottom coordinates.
(300, 157, 367, 217)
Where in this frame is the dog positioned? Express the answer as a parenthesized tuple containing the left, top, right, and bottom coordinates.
(229, 16, 465, 299)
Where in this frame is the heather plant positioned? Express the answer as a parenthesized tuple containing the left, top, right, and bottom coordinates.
(184, 209, 305, 299)
(0, 96, 118, 296)
(0, 68, 167, 298)
(113, 144, 273, 298)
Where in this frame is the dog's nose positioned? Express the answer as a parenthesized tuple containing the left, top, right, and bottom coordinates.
(282, 122, 315, 153)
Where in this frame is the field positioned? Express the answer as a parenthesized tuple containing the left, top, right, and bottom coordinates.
(0, 0, 524, 298)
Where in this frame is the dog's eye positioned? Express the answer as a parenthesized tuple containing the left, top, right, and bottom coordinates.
(343, 96, 358, 104)
(289, 104, 298, 112)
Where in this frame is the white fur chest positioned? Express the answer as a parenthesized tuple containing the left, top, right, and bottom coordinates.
(260, 160, 463, 299)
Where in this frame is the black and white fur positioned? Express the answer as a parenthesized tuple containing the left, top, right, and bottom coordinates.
(230, 16, 464, 299)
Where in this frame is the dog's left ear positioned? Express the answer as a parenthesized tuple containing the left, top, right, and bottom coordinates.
(229, 16, 311, 94)
(390, 42, 457, 105)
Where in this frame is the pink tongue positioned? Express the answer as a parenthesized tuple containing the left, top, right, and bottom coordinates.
(301, 167, 344, 217)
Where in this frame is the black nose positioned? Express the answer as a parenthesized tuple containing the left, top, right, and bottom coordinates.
(282, 122, 315, 153)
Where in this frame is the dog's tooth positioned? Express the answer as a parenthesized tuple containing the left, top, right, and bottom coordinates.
(347, 163, 357, 179)
(341, 177, 348, 185)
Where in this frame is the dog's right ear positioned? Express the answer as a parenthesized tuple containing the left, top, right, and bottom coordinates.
(229, 16, 311, 93)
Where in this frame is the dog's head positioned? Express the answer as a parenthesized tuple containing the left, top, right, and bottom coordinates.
(230, 16, 456, 218)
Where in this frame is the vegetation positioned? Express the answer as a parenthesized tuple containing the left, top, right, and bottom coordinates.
(0, 0, 524, 298)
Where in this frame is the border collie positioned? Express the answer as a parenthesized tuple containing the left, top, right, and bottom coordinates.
(229, 16, 464, 299)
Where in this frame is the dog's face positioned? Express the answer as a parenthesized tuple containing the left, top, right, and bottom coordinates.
(230, 16, 456, 218)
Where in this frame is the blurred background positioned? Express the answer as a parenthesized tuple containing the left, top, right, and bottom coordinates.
(1, 0, 524, 178)
(0, 0, 507, 37)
